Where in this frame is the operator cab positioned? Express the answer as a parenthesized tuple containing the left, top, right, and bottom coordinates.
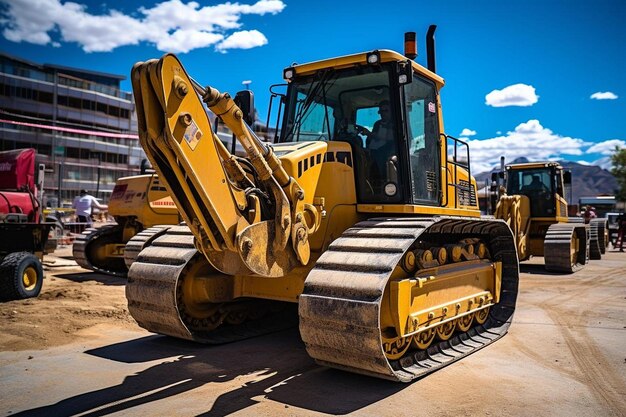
(505, 163, 565, 217)
(278, 54, 441, 206)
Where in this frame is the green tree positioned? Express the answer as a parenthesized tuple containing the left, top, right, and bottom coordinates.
(611, 147, 626, 202)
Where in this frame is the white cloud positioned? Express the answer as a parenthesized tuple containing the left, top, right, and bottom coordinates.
(485, 83, 539, 107)
(468, 119, 589, 173)
(216, 30, 267, 52)
(154, 30, 224, 55)
(459, 128, 477, 137)
(586, 139, 626, 155)
(591, 156, 612, 170)
(0, 0, 285, 53)
(590, 91, 618, 100)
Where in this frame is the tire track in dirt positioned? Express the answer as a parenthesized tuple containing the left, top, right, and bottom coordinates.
(508, 331, 582, 382)
(515, 264, 626, 415)
(544, 304, 626, 416)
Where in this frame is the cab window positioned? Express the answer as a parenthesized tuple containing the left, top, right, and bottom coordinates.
(404, 75, 440, 204)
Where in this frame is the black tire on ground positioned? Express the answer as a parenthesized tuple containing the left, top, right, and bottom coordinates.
(48, 221, 64, 238)
(45, 221, 64, 252)
(0, 252, 44, 302)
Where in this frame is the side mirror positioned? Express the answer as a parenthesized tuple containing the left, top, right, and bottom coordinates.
(563, 170, 572, 185)
(234, 90, 255, 126)
(140, 158, 154, 175)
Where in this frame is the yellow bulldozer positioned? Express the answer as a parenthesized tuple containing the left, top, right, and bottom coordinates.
(492, 161, 589, 272)
(73, 173, 180, 276)
(127, 27, 520, 382)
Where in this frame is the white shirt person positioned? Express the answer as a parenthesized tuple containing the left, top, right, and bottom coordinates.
(72, 190, 108, 224)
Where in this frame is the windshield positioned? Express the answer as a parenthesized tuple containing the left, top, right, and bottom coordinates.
(281, 64, 403, 203)
(507, 168, 553, 195)
(507, 167, 556, 216)
(281, 65, 393, 143)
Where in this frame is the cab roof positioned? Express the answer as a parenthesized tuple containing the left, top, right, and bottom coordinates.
(506, 161, 563, 170)
(287, 49, 445, 88)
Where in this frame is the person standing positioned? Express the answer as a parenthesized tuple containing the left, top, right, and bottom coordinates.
(72, 189, 108, 224)
(583, 206, 597, 224)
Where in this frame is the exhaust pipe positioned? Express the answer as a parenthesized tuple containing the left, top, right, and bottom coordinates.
(426, 25, 437, 73)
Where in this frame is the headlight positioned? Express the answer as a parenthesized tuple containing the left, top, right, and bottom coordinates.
(283, 67, 295, 81)
(366, 51, 380, 65)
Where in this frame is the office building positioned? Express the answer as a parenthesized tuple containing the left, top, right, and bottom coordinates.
(0, 51, 143, 207)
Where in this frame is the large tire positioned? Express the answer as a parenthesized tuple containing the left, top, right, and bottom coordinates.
(0, 252, 44, 302)
(45, 220, 64, 252)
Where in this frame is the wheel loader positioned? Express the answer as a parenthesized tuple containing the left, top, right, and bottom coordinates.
(127, 26, 519, 382)
(492, 161, 589, 272)
(72, 173, 180, 276)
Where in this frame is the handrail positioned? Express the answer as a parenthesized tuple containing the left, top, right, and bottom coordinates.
(441, 133, 472, 208)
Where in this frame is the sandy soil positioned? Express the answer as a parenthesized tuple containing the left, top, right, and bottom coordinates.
(0, 246, 138, 351)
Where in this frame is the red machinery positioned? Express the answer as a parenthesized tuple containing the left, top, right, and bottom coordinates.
(0, 149, 52, 301)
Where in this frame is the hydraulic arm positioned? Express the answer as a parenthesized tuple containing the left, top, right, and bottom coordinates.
(131, 54, 317, 277)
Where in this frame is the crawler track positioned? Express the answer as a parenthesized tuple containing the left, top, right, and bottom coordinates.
(588, 222, 601, 260)
(299, 217, 519, 382)
(126, 225, 297, 344)
(123, 225, 172, 270)
(73, 224, 127, 277)
(544, 223, 588, 273)
(590, 218, 608, 255)
(126, 217, 518, 382)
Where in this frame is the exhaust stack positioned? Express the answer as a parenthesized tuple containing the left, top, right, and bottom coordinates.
(426, 25, 437, 73)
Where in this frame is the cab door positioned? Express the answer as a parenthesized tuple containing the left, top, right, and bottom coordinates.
(403, 75, 440, 205)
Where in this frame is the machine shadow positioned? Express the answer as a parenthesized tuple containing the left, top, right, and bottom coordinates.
(54, 271, 126, 286)
(14, 327, 406, 416)
(519, 263, 564, 276)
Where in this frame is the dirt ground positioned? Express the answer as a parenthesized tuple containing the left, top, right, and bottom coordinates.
(1, 245, 625, 417)
(0, 246, 139, 352)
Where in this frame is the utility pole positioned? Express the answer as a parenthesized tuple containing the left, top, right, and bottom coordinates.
(52, 70, 60, 207)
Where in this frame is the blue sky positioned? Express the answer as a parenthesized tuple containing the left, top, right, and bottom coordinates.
(1, 0, 624, 172)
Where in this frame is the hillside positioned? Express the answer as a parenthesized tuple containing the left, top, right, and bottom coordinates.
(474, 158, 618, 204)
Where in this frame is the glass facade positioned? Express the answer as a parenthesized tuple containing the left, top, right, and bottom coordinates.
(0, 52, 142, 207)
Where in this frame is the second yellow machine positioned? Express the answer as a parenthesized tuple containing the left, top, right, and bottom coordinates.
(493, 161, 589, 272)
(73, 174, 180, 276)
(127, 27, 519, 382)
